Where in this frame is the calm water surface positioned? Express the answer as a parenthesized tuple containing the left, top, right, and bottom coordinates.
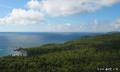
(0, 32, 98, 56)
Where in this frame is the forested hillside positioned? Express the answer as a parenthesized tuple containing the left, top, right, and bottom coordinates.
(0, 32, 120, 72)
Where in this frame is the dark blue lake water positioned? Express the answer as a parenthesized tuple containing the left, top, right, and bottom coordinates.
(0, 32, 98, 56)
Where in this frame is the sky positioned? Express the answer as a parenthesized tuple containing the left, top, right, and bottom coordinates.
(0, 0, 120, 32)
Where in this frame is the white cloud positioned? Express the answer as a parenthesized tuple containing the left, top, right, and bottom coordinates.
(40, 0, 120, 16)
(24, 0, 120, 16)
(85, 19, 120, 32)
(27, 0, 42, 10)
(42, 23, 84, 32)
(0, 0, 120, 32)
(0, 0, 44, 25)
(0, 9, 43, 25)
(114, 18, 120, 29)
(0, 0, 119, 25)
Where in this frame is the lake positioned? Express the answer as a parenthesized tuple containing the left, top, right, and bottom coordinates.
(0, 32, 98, 56)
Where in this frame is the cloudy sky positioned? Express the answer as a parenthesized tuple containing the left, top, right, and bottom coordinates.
(0, 0, 120, 32)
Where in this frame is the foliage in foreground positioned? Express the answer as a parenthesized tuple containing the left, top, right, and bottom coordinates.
(0, 32, 120, 72)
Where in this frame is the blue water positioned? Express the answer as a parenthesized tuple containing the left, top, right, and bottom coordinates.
(0, 32, 98, 56)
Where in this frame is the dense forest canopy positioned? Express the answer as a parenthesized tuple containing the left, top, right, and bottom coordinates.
(0, 32, 120, 72)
